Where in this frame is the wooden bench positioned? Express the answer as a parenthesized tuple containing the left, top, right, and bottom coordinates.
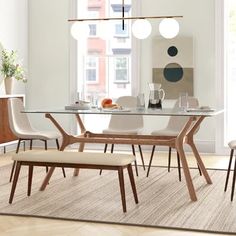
(9, 150, 139, 212)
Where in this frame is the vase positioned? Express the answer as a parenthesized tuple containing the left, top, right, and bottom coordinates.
(4, 77, 14, 94)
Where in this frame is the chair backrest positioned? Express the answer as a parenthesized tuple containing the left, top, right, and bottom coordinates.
(167, 97, 199, 132)
(8, 98, 35, 137)
(107, 96, 144, 131)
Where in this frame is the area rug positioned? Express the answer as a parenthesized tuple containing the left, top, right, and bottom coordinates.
(0, 164, 235, 234)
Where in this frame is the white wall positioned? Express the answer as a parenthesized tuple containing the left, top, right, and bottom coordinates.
(0, 0, 28, 94)
(139, 0, 216, 152)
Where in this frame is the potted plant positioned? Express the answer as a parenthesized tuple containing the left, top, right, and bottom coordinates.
(0, 49, 26, 94)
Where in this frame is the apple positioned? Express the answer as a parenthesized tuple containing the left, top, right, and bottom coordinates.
(101, 98, 112, 108)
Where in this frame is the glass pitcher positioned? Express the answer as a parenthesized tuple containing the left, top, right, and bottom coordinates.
(148, 83, 165, 109)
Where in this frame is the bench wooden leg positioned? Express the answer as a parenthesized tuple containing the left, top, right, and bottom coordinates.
(9, 162, 22, 204)
(118, 167, 126, 213)
(28, 165, 34, 196)
(127, 164, 138, 204)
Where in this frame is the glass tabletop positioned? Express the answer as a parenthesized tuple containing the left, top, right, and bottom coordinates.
(23, 107, 224, 117)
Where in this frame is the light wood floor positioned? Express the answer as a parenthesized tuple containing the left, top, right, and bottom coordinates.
(0, 147, 232, 236)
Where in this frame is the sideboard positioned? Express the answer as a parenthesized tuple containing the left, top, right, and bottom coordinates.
(0, 94, 25, 152)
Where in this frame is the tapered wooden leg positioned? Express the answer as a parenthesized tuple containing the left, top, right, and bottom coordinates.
(56, 139, 60, 150)
(9, 161, 16, 182)
(23, 141, 26, 151)
(39, 167, 55, 191)
(111, 144, 114, 153)
(30, 140, 33, 150)
(16, 139, 21, 153)
(138, 145, 145, 170)
(127, 164, 138, 204)
(231, 154, 236, 201)
(118, 167, 126, 213)
(147, 145, 156, 177)
(168, 147, 172, 172)
(46, 166, 49, 173)
(9, 162, 21, 204)
(28, 165, 34, 196)
(131, 145, 138, 176)
(177, 152, 181, 182)
(62, 168, 66, 178)
(225, 149, 234, 192)
(197, 164, 202, 176)
(74, 143, 85, 176)
(44, 140, 47, 150)
(3, 146, 6, 154)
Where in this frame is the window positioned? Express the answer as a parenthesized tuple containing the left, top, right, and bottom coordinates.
(114, 57, 129, 83)
(85, 57, 98, 83)
(87, 10, 99, 37)
(89, 24, 97, 36)
(114, 24, 128, 37)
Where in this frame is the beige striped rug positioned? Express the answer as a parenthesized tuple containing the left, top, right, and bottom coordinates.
(0, 164, 235, 234)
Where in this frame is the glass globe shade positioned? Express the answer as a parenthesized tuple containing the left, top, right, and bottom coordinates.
(132, 19, 152, 39)
(98, 21, 114, 40)
(159, 18, 179, 39)
(70, 22, 89, 40)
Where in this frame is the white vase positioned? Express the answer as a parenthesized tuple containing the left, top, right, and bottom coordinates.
(4, 77, 14, 94)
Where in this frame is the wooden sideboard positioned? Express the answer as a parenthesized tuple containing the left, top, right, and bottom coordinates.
(0, 95, 25, 148)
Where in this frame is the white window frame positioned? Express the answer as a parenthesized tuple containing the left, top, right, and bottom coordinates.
(87, 10, 99, 38)
(113, 56, 129, 83)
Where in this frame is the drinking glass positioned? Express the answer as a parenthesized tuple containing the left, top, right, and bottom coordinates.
(90, 93, 98, 109)
(178, 92, 188, 111)
(137, 93, 145, 111)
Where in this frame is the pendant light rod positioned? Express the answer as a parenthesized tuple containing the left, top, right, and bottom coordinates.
(122, 0, 125, 30)
(68, 15, 183, 22)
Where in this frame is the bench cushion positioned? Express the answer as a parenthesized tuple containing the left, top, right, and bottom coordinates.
(12, 150, 135, 166)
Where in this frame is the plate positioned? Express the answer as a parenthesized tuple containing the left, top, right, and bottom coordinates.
(186, 108, 215, 112)
(65, 105, 90, 110)
(102, 108, 131, 112)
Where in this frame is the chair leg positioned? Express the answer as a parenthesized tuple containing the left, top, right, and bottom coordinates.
(147, 146, 156, 177)
(30, 140, 33, 150)
(127, 164, 139, 204)
(16, 139, 21, 154)
(9, 162, 22, 204)
(131, 145, 138, 177)
(138, 145, 146, 170)
(231, 154, 236, 201)
(56, 139, 60, 150)
(100, 144, 108, 175)
(225, 149, 234, 192)
(177, 152, 182, 182)
(118, 167, 126, 213)
(111, 144, 114, 153)
(9, 161, 16, 182)
(197, 164, 202, 176)
(28, 165, 34, 196)
(62, 168, 66, 178)
(44, 140, 47, 150)
(168, 147, 172, 172)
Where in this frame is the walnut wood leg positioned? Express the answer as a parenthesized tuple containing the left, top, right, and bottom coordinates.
(30, 140, 33, 150)
(111, 144, 114, 153)
(168, 147, 171, 172)
(177, 152, 181, 182)
(44, 140, 47, 150)
(147, 145, 156, 177)
(118, 167, 126, 213)
(188, 141, 212, 184)
(176, 141, 197, 201)
(127, 164, 138, 204)
(23, 141, 26, 151)
(197, 164, 202, 176)
(56, 139, 60, 150)
(39, 167, 55, 191)
(9, 162, 21, 204)
(9, 161, 16, 182)
(3, 146, 6, 154)
(28, 165, 34, 196)
(138, 145, 145, 170)
(131, 145, 138, 177)
(231, 155, 236, 201)
(225, 149, 234, 192)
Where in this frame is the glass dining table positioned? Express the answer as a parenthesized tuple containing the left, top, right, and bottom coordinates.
(24, 107, 223, 202)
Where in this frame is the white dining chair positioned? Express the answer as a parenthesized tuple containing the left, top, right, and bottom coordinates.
(146, 97, 200, 180)
(102, 96, 145, 176)
(224, 140, 236, 201)
(8, 98, 65, 181)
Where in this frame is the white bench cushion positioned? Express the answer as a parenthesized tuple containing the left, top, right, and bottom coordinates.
(12, 150, 135, 166)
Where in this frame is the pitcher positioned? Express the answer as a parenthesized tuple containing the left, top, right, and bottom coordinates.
(148, 83, 165, 109)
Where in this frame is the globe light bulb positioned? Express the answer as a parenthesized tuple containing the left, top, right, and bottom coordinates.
(98, 21, 114, 40)
(70, 22, 89, 40)
(159, 18, 179, 39)
(132, 19, 152, 39)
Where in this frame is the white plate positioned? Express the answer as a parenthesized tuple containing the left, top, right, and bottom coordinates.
(102, 108, 131, 112)
(65, 105, 90, 110)
(186, 108, 215, 112)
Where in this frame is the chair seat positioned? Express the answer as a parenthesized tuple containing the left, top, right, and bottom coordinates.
(151, 129, 179, 137)
(228, 140, 236, 149)
(12, 150, 135, 166)
(17, 130, 61, 140)
(103, 128, 141, 135)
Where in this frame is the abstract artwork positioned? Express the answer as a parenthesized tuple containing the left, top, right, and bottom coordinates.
(152, 37, 193, 99)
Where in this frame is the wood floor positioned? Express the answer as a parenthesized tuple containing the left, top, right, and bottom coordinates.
(0, 147, 232, 236)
